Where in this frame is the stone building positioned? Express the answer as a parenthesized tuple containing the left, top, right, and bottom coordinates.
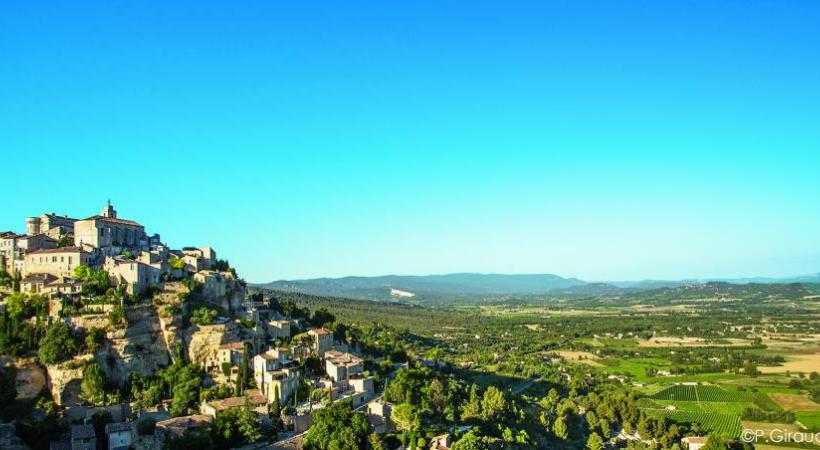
(74, 203, 147, 252)
(181, 246, 216, 272)
(70, 424, 96, 450)
(324, 350, 364, 382)
(105, 422, 133, 450)
(24, 247, 90, 278)
(267, 319, 291, 340)
(26, 213, 77, 236)
(103, 256, 161, 295)
(199, 390, 267, 418)
(2, 232, 59, 273)
(308, 328, 334, 357)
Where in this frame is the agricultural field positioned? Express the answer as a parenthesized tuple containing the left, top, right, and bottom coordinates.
(644, 409, 742, 437)
(769, 393, 820, 412)
(796, 411, 820, 431)
(649, 384, 757, 403)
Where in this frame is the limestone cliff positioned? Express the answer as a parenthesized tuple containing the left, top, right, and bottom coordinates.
(96, 305, 170, 385)
(182, 322, 241, 369)
(46, 355, 92, 406)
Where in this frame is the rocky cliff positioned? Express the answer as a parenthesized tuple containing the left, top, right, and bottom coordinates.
(96, 305, 170, 385)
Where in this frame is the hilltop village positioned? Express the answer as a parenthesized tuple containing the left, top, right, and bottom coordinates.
(0, 204, 406, 450)
(3, 205, 819, 450)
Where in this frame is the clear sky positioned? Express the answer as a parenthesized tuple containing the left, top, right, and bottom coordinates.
(2, 1, 819, 283)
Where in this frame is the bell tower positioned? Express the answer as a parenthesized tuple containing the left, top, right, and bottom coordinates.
(101, 200, 117, 218)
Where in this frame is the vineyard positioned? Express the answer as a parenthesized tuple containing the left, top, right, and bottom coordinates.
(649, 384, 755, 403)
(645, 409, 742, 438)
(653, 400, 754, 415)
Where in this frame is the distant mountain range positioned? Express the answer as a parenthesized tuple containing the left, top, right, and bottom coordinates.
(255, 272, 820, 303)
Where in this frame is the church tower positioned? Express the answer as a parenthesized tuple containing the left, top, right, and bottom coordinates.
(101, 200, 117, 218)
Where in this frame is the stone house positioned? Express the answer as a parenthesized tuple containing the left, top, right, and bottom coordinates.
(20, 273, 57, 293)
(105, 422, 133, 450)
(199, 390, 267, 418)
(24, 247, 89, 278)
(308, 328, 334, 357)
(324, 350, 364, 381)
(104, 256, 160, 295)
(367, 399, 395, 433)
(267, 319, 291, 340)
(256, 366, 300, 405)
(155, 415, 212, 439)
(429, 434, 452, 450)
(70, 424, 96, 450)
(682, 436, 708, 450)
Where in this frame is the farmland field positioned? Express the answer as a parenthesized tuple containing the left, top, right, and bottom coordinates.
(653, 400, 754, 415)
(649, 384, 756, 403)
(645, 409, 742, 437)
(796, 411, 820, 431)
(769, 393, 820, 412)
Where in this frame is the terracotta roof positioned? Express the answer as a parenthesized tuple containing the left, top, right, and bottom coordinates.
(81, 215, 143, 227)
(310, 328, 333, 335)
(219, 342, 244, 350)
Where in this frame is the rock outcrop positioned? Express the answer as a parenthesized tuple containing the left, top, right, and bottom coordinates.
(96, 305, 170, 385)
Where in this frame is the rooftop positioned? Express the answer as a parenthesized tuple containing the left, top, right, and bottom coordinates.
(71, 424, 96, 440)
(104, 422, 132, 433)
(156, 415, 212, 430)
(28, 246, 85, 255)
(219, 342, 245, 350)
(81, 215, 143, 227)
(325, 350, 364, 367)
(203, 391, 266, 411)
(22, 273, 57, 283)
(310, 328, 333, 336)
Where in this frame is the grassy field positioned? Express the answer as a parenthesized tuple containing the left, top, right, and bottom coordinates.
(796, 411, 820, 431)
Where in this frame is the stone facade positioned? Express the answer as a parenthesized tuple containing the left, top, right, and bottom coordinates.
(24, 247, 89, 278)
(103, 257, 160, 295)
(74, 203, 146, 252)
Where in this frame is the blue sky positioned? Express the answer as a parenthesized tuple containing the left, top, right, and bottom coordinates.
(2, 1, 819, 282)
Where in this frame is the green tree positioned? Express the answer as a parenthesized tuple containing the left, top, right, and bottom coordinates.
(480, 386, 507, 422)
(369, 433, 385, 450)
(451, 431, 490, 450)
(392, 403, 421, 448)
(212, 405, 264, 448)
(81, 362, 106, 403)
(38, 322, 77, 365)
(302, 401, 368, 450)
(191, 307, 217, 325)
(553, 416, 568, 440)
(84, 327, 105, 351)
(461, 384, 482, 422)
(587, 432, 604, 450)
